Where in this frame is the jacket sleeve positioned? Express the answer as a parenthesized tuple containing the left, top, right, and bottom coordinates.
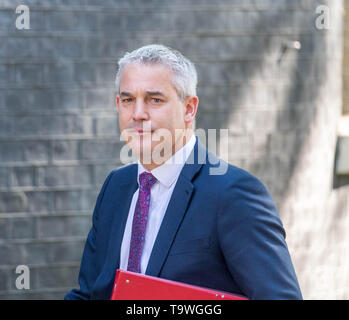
(217, 171, 302, 300)
(64, 171, 114, 300)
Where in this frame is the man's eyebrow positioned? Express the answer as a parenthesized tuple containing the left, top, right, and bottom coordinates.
(146, 91, 166, 97)
(119, 92, 133, 97)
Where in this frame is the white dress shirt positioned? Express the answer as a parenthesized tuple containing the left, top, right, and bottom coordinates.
(119, 134, 196, 274)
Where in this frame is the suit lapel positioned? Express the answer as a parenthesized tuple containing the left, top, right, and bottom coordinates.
(102, 165, 138, 278)
(145, 137, 207, 277)
(145, 175, 194, 277)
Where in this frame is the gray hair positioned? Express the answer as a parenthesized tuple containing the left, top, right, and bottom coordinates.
(115, 44, 198, 100)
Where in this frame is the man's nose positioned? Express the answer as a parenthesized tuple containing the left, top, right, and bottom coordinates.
(133, 99, 149, 121)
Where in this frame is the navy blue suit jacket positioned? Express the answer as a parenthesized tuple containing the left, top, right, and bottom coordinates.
(65, 137, 302, 300)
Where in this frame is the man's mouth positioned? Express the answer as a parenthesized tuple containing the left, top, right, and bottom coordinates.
(133, 128, 153, 135)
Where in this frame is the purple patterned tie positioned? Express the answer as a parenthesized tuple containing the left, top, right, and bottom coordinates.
(127, 171, 157, 273)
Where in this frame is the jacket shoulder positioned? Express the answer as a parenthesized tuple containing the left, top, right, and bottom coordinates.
(107, 162, 138, 182)
(203, 158, 266, 192)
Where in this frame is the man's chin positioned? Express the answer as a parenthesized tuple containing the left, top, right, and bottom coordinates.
(128, 141, 174, 166)
(127, 140, 155, 163)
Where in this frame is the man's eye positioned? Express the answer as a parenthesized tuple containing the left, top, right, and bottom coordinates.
(152, 98, 162, 103)
(122, 98, 133, 103)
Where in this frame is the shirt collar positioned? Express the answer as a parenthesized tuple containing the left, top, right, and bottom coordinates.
(137, 134, 196, 189)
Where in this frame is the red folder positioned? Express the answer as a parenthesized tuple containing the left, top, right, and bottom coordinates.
(110, 269, 248, 300)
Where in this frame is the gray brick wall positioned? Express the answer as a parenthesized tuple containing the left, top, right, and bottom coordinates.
(0, 0, 348, 299)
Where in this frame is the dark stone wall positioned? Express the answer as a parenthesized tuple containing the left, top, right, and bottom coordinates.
(0, 0, 347, 299)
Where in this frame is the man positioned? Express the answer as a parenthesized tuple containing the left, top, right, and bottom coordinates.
(65, 44, 302, 300)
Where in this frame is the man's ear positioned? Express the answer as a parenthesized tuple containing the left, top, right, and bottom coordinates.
(116, 95, 120, 112)
(184, 96, 199, 123)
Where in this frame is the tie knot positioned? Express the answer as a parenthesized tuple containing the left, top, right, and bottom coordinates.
(139, 172, 157, 190)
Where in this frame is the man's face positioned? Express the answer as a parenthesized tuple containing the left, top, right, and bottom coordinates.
(116, 62, 197, 166)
